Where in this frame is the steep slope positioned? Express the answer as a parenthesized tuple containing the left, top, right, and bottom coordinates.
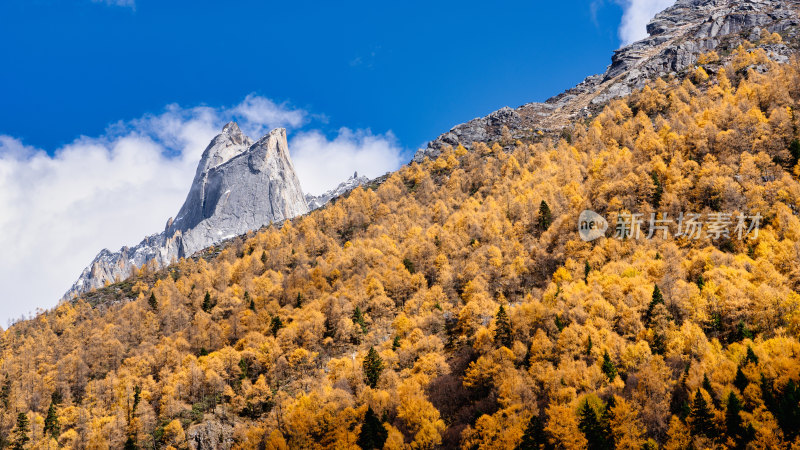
(63, 124, 309, 300)
(3, 1, 800, 449)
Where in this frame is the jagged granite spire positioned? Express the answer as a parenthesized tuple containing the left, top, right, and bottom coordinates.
(63, 124, 309, 300)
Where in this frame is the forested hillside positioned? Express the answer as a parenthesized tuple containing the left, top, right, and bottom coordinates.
(2, 44, 800, 449)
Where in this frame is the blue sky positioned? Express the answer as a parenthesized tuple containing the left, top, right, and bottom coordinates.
(0, 0, 674, 324)
(1, 0, 632, 154)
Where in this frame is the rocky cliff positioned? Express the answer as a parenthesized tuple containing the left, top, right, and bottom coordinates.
(305, 171, 371, 210)
(414, 0, 800, 162)
(64, 124, 309, 300)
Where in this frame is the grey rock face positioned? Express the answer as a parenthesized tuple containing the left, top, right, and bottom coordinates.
(414, 0, 800, 162)
(64, 124, 309, 300)
(187, 417, 234, 450)
(306, 171, 371, 210)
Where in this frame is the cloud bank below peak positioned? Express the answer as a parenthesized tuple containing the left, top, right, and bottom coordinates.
(615, 0, 676, 45)
(0, 96, 404, 325)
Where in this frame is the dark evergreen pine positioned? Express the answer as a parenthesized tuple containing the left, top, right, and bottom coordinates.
(651, 171, 663, 208)
(202, 291, 213, 312)
(702, 374, 719, 408)
(260, 250, 267, 265)
(494, 305, 513, 348)
(11, 412, 30, 450)
(270, 317, 284, 337)
(772, 379, 800, 442)
(725, 392, 744, 443)
(789, 139, 800, 167)
(132, 385, 141, 413)
(689, 389, 715, 438)
(537, 200, 552, 231)
(124, 436, 138, 450)
(391, 336, 401, 351)
(356, 406, 388, 450)
(352, 306, 368, 333)
(670, 376, 691, 419)
(244, 291, 254, 311)
(363, 347, 384, 389)
(644, 284, 664, 326)
(577, 399, 613, 450)
(584, 261, 591, 282)
(515, 414, 550, 450)
(43, 401, 60, 438)
(600, 350, 617, 381)
(696, 274, 705, 291)
(734, 320, 753, 342)
(148, 292, 158, 311)
(744, 346, 759, 365)
(734, 366, 749, 392)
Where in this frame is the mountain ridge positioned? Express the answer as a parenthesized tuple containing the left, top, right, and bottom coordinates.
(414, 0, 800, 162)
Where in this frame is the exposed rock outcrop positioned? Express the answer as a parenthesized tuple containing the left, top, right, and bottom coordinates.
(64, 124, 309, 300)
(414, 0, 800, 162)
(305, 171, 371, 210)
(187, 417, 234, 450)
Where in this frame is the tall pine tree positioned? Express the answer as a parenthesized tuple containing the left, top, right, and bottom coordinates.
(515, 414, 550, 450)
(689, 389, 715, 438)
(577, 398, 613, 450)
(363, 347, 384, 388)
(11, 413, 30, 450)
(43, 401, 60, 439)
(644, 284, 664, 326)
(601, 351, 617, 381)
(494, 305, 513, 348)
(356, 406, 388, 450)
(537, 200, 552, 231)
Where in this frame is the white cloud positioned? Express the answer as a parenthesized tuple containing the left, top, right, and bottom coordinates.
(0, 96, 404, 325)
(91, 0, 136, 9)
(615, 0, 676, 45)
(290, 128, 404, 195)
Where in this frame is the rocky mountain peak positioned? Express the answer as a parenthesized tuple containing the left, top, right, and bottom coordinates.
(64, 124, 309, 300)
(306, 171, 372, 210)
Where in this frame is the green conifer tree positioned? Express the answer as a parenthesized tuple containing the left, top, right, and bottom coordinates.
(537, 200, 553, 231)
(515, 414, 550, 450)
(578, 399, 613, 450)
(734, 365, 749, 392)
(644, 284, 665, 326)
(363, 347, 384, 388)
(601, 350, 617, 381)
(352, 306, 367, 334)
(244, 291, 254, 311)
(725, 392, 744, 442)
(148, 292, 158, 311)
(202, 292, 213, 313)
(43, 402, 60, 439)
(689, 389, 715, 437)
(356, 406, 388, 450)
(651, 172, 663, 208)
(11, 413, 30, 450)
(270, 317, 283, 337)
(494, 305, 513, 348)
